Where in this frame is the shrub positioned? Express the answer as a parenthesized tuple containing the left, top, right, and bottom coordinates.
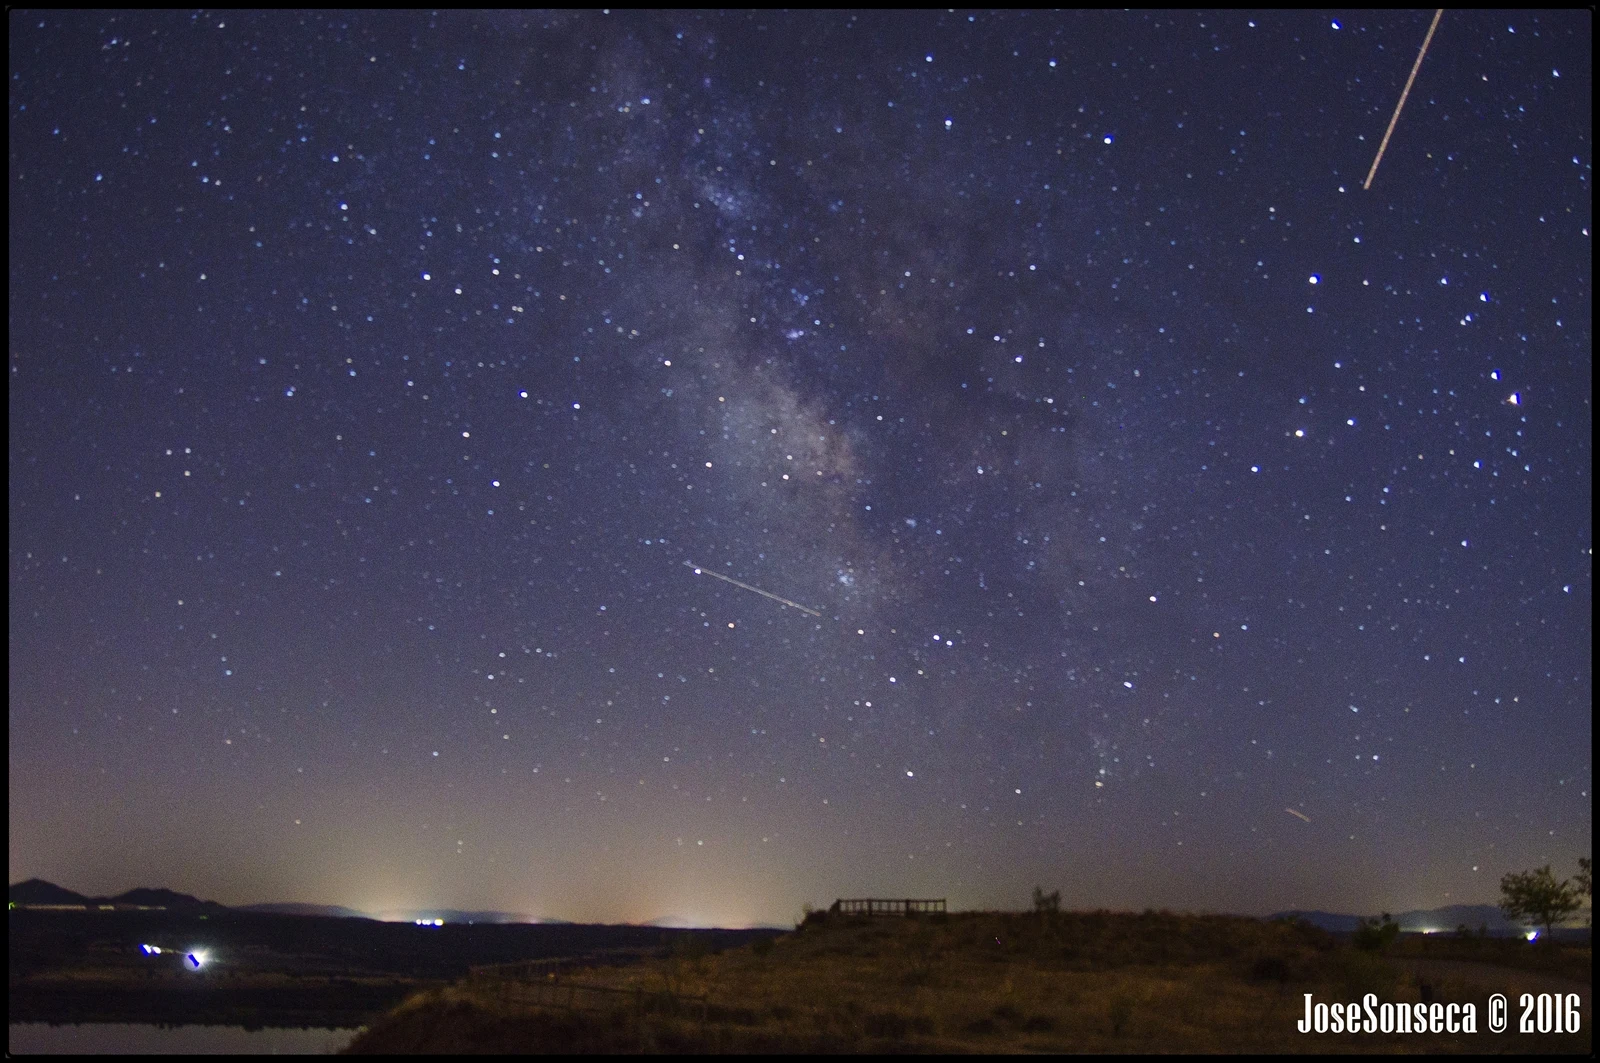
(1352, 913, 1400, 952)
(862, 1010, 922, 1038)
(1326, 948, 1400, 1000)
(1248, 954, 1294, 983)
(992, 1003, 1023, 1025)
(900, 956, 934, 987)
(797, 907, 829, 930)
(1107, 991, 1136, 1035)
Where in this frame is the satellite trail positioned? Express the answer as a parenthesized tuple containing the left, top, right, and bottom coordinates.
(1284, 807, 1313, 824)
(682, 560, 822, 617)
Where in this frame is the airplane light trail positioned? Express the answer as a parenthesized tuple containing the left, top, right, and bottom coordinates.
(682, 560, 822, 617)
(1363, 8, 1444, 191)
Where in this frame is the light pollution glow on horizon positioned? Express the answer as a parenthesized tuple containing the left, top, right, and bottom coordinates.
(8, 10, 1589, 926)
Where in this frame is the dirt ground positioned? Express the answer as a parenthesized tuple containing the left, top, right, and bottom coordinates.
(1392, 956, 1590, 1012)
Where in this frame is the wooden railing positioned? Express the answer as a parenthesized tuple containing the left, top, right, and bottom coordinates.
(828, 898, 946, 916)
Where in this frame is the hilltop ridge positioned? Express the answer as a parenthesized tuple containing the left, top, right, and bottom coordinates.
(9, 878, 225, 912)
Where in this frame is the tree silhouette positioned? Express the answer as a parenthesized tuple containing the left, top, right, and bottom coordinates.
(1576, 856, 1593, 936)
(1499, 864, 1582, 937)
(1353, 912, 1399, 952)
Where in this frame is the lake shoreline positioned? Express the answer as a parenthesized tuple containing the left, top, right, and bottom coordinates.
(9, 908, 780, 1035)
(9, 976, 431, 1030)
(9, 1020, 362, 1055)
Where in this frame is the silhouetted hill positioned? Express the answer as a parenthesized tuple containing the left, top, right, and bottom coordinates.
(13, 880, 566, 924)
(364, 910, 1581, 1054)
(1272, 909, 1364, 933)
(110, 886, 227, 911)
(9, 879, 225, 911)
(9, 879, 91, 906)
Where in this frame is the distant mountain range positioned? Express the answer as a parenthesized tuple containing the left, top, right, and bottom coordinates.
(1271, 903, 1588, 937)
(17, 878, 1579, 937)
(369, 908, 560, 925)
(9, 878, 227, 912)
(235, 901, 375, 920)
(9, 879, 554, 924)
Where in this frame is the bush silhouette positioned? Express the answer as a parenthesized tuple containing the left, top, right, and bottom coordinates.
(1247, 954, 1293, 983)
(1107, 991, 1135, 1035)
(1352, 913, 1400, 952)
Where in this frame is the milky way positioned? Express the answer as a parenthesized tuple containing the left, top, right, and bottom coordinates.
(9, 10, 1590, 926)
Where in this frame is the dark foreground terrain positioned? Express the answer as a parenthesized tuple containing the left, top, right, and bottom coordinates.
(344, 911, 1592, 1054)
(8, 908, 777, 1030)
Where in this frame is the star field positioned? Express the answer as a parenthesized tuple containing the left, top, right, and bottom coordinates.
(8, 10, 1591, 926)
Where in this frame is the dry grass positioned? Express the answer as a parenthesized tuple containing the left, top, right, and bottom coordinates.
(1387, 932, 1593, 983)
(344, 910, 1592, 1053)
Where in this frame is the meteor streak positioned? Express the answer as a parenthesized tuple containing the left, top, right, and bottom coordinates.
(1285, 807, 1313, 824)
(682, 560, 822, 617)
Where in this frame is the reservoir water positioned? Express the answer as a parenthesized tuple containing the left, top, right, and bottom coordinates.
(8, 1022, 361, 1055)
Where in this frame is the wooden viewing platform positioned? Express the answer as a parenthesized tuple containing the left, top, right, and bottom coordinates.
(829, 898, 946, 916)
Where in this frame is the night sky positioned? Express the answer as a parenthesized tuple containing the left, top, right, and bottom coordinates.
(9, 11, 1591, 928)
